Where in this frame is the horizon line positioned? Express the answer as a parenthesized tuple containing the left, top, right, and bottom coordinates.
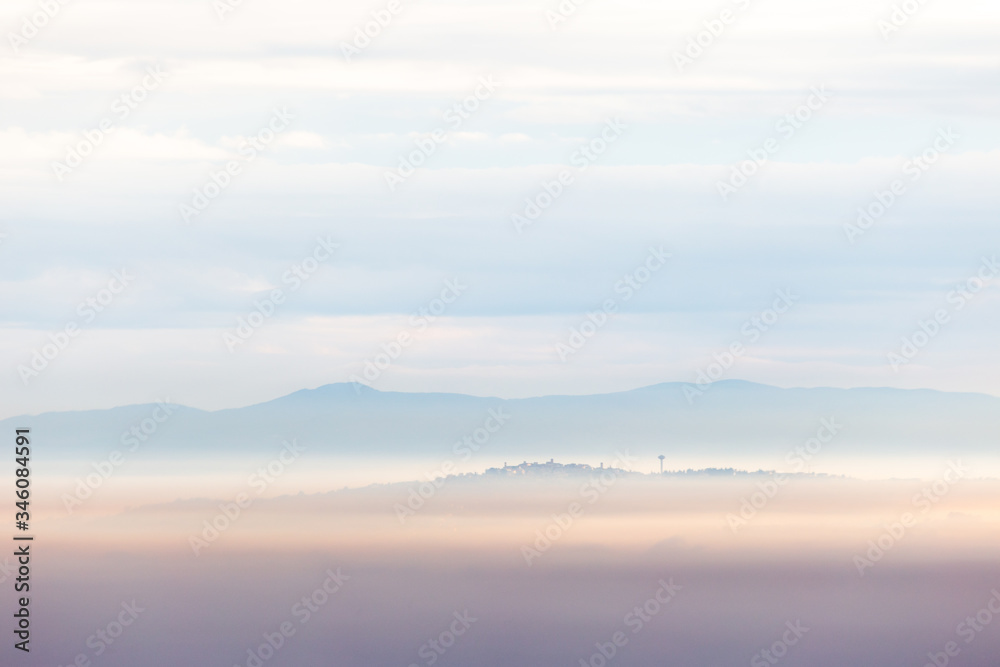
(4, 377, 998, 421)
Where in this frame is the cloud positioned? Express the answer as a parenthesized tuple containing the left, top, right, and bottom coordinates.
(1, 0, 998, 411)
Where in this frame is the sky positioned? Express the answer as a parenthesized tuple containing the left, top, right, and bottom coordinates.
(2, 0, 999, 418)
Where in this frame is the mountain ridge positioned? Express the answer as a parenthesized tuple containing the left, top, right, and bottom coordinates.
(7, 379, 999, 420)
(4, 380, 997, 464)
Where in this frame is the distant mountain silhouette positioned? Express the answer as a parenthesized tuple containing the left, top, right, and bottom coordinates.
(5, 380, 998, 464)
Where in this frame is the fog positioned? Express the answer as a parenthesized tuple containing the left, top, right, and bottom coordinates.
(7, 474, 999, 666)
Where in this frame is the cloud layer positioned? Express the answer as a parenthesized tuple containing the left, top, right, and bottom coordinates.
(2, 0, 999, 414)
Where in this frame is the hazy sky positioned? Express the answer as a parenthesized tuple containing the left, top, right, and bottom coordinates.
(2, 0, 999, 416)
